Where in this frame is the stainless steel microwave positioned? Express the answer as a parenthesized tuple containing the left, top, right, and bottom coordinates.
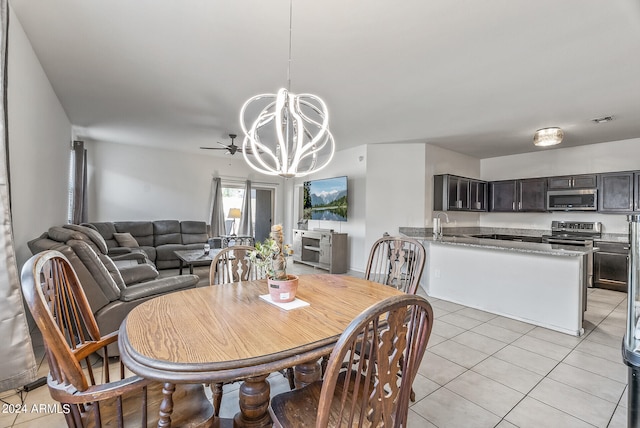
(547, 189, 597, 211)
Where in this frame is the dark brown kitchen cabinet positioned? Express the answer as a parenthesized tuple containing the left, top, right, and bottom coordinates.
(598, 172, 634, 212)
(489, 180, 517, 212)
(519, 178, 547, 211)
(433, 174, 487, 212)
(489, 178, 547, 212)
(593, 240, 629, 292)
(548, 174, 597, 190)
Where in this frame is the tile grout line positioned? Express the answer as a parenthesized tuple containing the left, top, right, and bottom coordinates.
(424, 293, 625, 428)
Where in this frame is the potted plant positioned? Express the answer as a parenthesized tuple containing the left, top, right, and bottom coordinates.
(249, 224, 298, 302)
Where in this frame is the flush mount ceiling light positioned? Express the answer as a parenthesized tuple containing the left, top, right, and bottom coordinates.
(533, 127, 564, 147)
(239, 0, 335, 178)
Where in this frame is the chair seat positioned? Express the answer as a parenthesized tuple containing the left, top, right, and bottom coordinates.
(83, 382, 213, 428)
(270, 372, 368, 428)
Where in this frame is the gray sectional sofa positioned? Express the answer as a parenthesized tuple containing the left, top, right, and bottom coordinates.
(85, 220, 210, 269)
(27, 221, 208, 354)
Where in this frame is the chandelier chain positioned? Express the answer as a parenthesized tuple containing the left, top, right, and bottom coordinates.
(287, 0, 293, 91)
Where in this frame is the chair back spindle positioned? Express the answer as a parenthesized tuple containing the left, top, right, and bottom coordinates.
(365, 236, 426, 294)
(209, 245, 262, 285)
(318, 295, 433, 427)
(22, 250, 213, 427)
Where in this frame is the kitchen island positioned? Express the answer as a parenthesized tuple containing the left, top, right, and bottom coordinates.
(403, 232, 593, 336)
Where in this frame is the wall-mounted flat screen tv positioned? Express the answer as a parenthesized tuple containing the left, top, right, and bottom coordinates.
(303, 176, 348, 221)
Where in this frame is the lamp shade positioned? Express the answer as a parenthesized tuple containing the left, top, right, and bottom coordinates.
(227, 208, 241, 219)
(533, 127, 563, 147)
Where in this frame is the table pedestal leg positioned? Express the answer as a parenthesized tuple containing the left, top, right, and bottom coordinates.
(294, 358, 322, 389)
(158, 382, 175, 428)
(233, 375, 271, 428)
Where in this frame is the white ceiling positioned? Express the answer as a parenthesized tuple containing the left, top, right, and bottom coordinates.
(9, 0, 640, 159)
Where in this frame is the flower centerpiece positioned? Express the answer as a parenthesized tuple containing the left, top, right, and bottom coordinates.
(249, 224, 298, 302)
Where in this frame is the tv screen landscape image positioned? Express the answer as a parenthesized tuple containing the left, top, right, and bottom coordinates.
(303, 176, 348, 221)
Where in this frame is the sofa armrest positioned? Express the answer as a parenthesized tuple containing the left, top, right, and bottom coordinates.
(119, 275, 199, 302)
(108, 247, 150, 263)
(119, 264, 159, 285)
(108, 247, 133, 255)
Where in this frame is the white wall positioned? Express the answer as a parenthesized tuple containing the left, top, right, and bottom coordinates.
(292, 145, 367, 272)
(86, 141, 285, 224)
(480, 138, 640, 234)
(8, 8, 72, 269)
(425, 144, 482, 229)
(365, 143, 427, 262)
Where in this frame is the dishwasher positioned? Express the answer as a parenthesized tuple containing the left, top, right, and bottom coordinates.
(593, 241, 629, 292)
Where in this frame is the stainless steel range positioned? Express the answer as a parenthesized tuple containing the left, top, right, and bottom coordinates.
(542, 221, 601, 288)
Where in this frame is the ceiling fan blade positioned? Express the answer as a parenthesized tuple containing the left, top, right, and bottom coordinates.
(199, 146, 229, 150)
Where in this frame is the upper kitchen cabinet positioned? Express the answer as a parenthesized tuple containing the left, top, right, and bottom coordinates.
(489, 178, 547, 212)
(433, 174, 487, 212)
(489, 180, 517, 212)
(519, 178, 547, 211)
(548, 174, 598, 190)
(598, 171, 634, 213)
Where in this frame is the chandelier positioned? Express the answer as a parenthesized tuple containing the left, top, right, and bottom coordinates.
(239, 2, 335, 178)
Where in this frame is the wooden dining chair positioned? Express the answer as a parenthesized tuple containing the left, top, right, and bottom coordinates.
(365, 235, 426, 295)
(209, 244, 260, 285)
(208, 245, 295, 416)
(269, 293, 434, 427)
(20, 250, 213, 428)
(362, 235, 427, 402)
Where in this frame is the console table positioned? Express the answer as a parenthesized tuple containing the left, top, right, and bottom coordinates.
(292, 229, 347, 274)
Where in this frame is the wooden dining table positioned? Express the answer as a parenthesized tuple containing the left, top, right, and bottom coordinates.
(118, 273, 405, 428)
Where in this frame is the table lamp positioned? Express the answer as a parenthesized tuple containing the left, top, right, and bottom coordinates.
(228, 208, 241, 236)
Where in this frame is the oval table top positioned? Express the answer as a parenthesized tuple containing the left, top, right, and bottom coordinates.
(119, 274, 405, 383)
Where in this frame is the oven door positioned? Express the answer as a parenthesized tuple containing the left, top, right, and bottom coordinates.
(547, 189, 597, 211)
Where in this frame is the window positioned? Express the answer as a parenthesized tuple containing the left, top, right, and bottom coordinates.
(221, 183, 274, 242)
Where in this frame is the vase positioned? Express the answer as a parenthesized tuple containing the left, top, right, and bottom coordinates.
(268, 274, 299, 303)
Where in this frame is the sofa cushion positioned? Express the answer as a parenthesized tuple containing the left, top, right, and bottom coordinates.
(98, 254, 127, 290)
(67, 240, 121, 302)
(181, 221, 208, 245)
(115, 221, 154, 247)
(64, 224, 109, 254)
(155, 243, 186, 261)
(47, 226, 106, 256)
(113, 232, 140, 248)
(85, 222, 119, 249)
(154, 220, 182, 246)
(48, 226, 85, 243)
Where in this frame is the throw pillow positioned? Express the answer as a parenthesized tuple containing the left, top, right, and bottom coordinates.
(113, 232, 140, 248)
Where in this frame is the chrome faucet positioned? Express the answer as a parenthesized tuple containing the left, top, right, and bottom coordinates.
(433, 212, 449, 239)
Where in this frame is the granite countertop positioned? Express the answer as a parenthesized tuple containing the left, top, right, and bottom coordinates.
(399, 227, 594, 257)
(424, 235, 595, 257)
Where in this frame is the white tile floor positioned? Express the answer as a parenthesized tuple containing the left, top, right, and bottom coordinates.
(1, 263, 631, 427)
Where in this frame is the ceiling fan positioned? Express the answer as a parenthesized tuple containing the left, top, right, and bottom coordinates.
(200, 133, 249, 155)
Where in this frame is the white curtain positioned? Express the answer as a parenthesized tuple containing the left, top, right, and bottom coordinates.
(237, 180, 253, 237)
(209, 177, 226, 237)
(0, 0, 37, 392)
